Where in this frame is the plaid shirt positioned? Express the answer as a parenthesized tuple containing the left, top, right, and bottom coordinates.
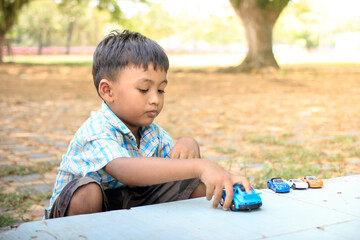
(47, 101, 173, 215)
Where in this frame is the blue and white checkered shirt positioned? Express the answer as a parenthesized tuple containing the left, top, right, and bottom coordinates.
(47, 101, 173, 215)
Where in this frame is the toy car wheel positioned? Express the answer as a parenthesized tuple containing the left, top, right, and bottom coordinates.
(230, 202, 236, 211)
(220, 197, 224, 206)
(291, 184, 296, 190)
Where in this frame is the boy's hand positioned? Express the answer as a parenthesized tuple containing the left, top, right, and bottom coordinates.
(171, 136, 200, 159)
(198, 161, 251, 210)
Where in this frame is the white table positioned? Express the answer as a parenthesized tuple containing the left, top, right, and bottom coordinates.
(2, 175, 360, 240)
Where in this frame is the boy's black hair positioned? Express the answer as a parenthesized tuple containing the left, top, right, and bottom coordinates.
(92, 29, 169, 96)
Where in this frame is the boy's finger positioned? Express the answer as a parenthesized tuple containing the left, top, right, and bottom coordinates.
(170, 151, 180, 159)
(187, 152, 196, 159)
(179, 152, 189, 159)
(240, 177, 252, 194)
(206, 184, 214, 201)
(233, 176, 252, 194)
(212, 186, 222, 208)
(222, 183, 234, 210)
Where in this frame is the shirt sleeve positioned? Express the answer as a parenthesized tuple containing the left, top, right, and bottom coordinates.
(60, 136, 130, 182)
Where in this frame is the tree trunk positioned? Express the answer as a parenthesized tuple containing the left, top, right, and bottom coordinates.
(229, 0, 289, 72)
(38, 30, 44, 55)
(0, 35, 4, 64)
(66, 20, 75, 55)
(0, 24, 12, 64)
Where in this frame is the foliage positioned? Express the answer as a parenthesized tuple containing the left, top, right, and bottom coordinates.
(0, 0, 30, 32)
(2, 0, 147, 60)
(0, 0, 30, 62)
(297, 30, 319, 50)
(56, 0, 146, 21)
(122, 3, 175, 41)
(274, 0, 320, 49)
(123, 3, 245, 47)
(256, 0, 290, 9)
(57, 0, 91, 53)
(14, 0, 59, 51)
(14, 0, 112, 47)
(6, 0, 360, 54)
(12, 1, 246, 49)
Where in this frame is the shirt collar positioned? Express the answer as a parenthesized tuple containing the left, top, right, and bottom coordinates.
(100, 101, 158, 149)
(100, 101, 131, 135)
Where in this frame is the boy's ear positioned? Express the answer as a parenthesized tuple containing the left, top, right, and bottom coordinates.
(99, 79, 114, 102)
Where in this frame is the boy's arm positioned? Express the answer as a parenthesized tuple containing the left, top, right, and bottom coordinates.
(103, 157, 251, 210)
(170, 136, 201, 159)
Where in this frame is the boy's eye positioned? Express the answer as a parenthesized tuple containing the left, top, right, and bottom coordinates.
(158, 89, 165, 94)
(139, 89, 148, 93)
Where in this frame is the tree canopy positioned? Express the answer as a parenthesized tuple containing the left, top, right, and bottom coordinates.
(0, 0, 30, 63)
(0, 0, 147, 63)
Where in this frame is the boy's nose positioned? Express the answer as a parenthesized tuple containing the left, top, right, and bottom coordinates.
(149, 92, 160, 105)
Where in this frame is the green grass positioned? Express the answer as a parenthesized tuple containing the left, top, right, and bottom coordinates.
(212, 146, 237, 154)
(0, 162, 57, 177)
(0, 189, 52, 227)
(0, 161, 58, 227)
(240, 144, 335, 189)
(0, 215, 17, 227)
(244, 134, 287, 146)
(251, 163, 321, 189)
(0, 191, 33, 210)
(331, 135, 357, 144)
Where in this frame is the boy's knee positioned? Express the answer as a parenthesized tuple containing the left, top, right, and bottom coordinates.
(190, 182, 206, 198)
(67, 182, 103, 216)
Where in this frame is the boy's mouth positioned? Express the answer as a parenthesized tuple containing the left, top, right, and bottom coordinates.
(146, 110, 158, 118)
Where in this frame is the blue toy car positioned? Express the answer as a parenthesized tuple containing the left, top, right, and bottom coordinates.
(220, 184, 262, 211)
(267, 177, 290, 193)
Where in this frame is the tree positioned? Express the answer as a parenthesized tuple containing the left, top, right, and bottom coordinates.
(0, 0, 30, 63)
(229, 0, 289, 71)
(57, 0, 90, 54)
(17, 0, 60, 55)
(1, 0, 145, 63)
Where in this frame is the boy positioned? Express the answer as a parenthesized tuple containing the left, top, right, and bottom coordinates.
(45, 30, 251, 219)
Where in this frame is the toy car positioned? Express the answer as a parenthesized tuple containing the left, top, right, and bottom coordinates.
(284, 179, 308, 190)
(267, 177, 290, 193)
(299, 176, 323, 188)
(220, 184, 262, 211)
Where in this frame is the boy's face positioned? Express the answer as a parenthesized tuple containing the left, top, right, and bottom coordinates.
(106, 63, 167, 134)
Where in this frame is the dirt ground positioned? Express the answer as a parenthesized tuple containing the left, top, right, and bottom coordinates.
(0, 63, 360, 225)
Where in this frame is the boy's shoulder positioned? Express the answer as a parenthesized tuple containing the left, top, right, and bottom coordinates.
(74, 110, 113, 142)
(74, 103, 125, 142)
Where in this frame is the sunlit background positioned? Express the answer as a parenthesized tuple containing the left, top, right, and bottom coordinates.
(3, 0, 360, 66)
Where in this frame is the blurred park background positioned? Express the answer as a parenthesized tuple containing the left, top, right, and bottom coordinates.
(1, 0, 360, 229)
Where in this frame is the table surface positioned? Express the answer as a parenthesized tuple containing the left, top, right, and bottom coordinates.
(2, 175, 360, 240)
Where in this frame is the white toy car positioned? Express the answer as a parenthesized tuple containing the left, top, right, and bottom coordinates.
(284, 179, 308, 190)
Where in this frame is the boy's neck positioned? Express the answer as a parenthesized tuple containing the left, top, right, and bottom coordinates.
(134, 129, 141, 148)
